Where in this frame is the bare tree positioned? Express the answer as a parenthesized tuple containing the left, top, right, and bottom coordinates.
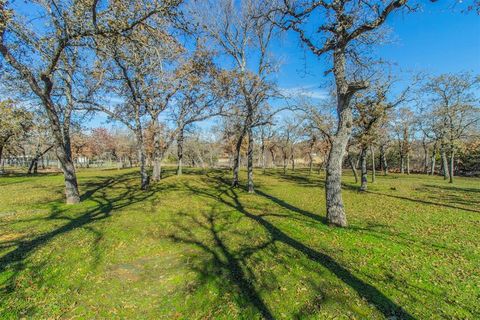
(0, 0, 178, 201)
(191, 0, 278, 193)
(92, 7, 182, 189)
(352, 77, 410, 190)
(266, 0, 410, 226)
(422, 73, 479, 183)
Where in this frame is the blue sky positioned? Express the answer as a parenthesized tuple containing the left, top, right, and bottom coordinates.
(274, 1, 480, 97)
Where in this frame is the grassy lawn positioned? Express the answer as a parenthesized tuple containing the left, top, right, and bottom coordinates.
(0, 168, 479, 319)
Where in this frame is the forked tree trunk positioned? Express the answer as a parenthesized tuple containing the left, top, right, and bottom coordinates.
(325, 106, 351, 227)
(28, 145, 53, 174)
(177, 127, 184, 176)
(370, 145, 376, 183)
(247, 127, 254, 193)
(359, 146, 368, 191)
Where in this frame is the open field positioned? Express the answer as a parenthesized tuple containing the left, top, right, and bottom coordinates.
(0, 168, 479, 319)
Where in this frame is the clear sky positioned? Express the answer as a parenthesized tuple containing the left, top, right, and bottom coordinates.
(273, 1, 480, 96)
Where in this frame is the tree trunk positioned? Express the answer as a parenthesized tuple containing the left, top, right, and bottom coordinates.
(359, 146, 368, 191)
(247, 127, 254, 193)
(136, 131, 150, 190)
(430, 144, 437, 175)
(370, 145, 375, 183)
(325, 107, 351, 227)
(348, 154, 358, 184)
(422, 140, 429, 174)
(291, 152, 295, 171)
(261, 138, 266, 174)
(269, 148, 276, 168)
(0, 138, 8, 171)
(449, 148, 454, 184)
(380, 144, 388, 175)
(406, 153, 410, 175)
(58, 151, 80, 204)
(151, 128, 163, 183)
(232, 133, 244, 187)
(282, 149, 287, 174)
(400, 154, 405, 174)
(441, 148, 449, 180)
(152, 156, 162, 182)
(0, 144, 3, 172)
(430, 154, 436, 175)
(28, 145, 54, 174)
(177, 127, 184, 176)
(308, 152, 313, 174)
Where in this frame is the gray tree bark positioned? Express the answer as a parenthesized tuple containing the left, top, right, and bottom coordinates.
(370, 145, 376, 183)
(136, 130, 150, 190)
(325, 106, 352, 227)
(177, 127, 184, 176)
(441, 148, 449, 180)
(247, 127, 254, 193)
(359, 146, 368, 191)
(232, 132, 245, 187)
(449, 148, 454, 184)
(430, 143, 437, 175)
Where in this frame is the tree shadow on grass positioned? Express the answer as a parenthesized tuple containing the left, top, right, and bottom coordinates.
(0, 171, 159, 300)
(365, 190, 480, 213)
(183, 176, 415, 319)
(416, 184, 480, 209)
(254, 189, 326, 224)
(339, 181, 480, 213)
(168, 209, 276, 319)
(262, 170, 325, 188)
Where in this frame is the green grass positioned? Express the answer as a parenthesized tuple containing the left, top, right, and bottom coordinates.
(0, 168, 479, 319)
